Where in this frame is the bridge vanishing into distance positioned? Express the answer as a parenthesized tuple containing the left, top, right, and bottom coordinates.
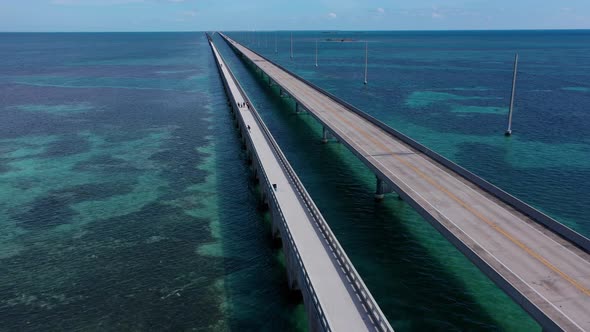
(207, 35, 393, 332)
(218, 32, 590, 332)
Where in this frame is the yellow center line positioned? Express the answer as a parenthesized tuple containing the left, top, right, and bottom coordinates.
(322, 105, 590, 297)
(231, 37, 590, 297)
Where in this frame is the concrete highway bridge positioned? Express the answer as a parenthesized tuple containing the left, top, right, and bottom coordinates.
(218, 32, 590, 332)
(208, 34, 393, 332)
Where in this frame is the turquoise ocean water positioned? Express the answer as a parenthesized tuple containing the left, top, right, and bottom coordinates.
(1, 31, 589, 331)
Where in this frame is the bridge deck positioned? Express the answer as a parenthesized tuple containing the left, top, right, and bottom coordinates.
(209, 38, 390, 331)
(221, 33, 590, 331)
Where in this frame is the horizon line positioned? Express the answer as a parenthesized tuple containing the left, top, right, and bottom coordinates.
(1, 28, 590, 33)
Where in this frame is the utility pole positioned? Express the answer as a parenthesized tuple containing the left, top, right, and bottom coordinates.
(290, 32, 293, 59)
(505, 53, 519, 136)
(364, 41, 368, 85)
(315, 39, 318, 67)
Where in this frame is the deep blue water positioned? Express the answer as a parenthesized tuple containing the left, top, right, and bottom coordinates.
(0, 30, 588, 331)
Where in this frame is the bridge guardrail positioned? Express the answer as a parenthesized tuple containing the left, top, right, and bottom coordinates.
(220, 33, 590, 254)
(209, 34, 393, 332)
(208, 36, 331, 332)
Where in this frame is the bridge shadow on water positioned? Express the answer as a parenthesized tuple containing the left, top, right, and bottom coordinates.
(215, 34, 539, 332)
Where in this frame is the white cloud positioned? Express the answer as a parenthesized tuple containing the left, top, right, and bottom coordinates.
(377, 7, 385, 14)
(431, 6, 443, 19)
(52, 0, 145, 5)
(182, 10, 197, 17)
(327, 12, 337, 19)
(52, 0, 80, 4)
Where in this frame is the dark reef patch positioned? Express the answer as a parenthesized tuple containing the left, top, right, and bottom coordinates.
(73, 154, 140, 174)
(11, 181, 137, 230)
(0, 202, 224, 331)
(0, 160, 10, 173)
(13, 194, 77, 230)
(41, 134, 92, 158)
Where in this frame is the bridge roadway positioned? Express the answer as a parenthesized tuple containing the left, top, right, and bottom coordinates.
(208, 36, 392, 332)
(220, 33, 590, 331)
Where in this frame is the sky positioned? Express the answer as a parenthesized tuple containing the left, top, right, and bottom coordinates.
(0, 0, 589, 32)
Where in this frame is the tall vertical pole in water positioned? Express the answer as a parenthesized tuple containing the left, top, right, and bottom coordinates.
(505, 53, 519, 136)
(290, 32, 293, 59)
(315, 39, 318, 67)
(364, 41, 368, 85)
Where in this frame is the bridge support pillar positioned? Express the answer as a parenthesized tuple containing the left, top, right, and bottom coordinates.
(279, 89, 290, 99)
(322, 127, 330, 143)
(295, 102, 301, 113)
(375, 177, 387, 200)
